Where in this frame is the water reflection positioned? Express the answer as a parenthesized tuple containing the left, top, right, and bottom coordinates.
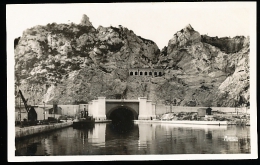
(44, 138, 52, 155)
(15, 123, 250, 155)
(138, 124, 155, 150)
(88, 124, 106, 146)
(206, 131, 212, 139)
(107, 121, 136, 136)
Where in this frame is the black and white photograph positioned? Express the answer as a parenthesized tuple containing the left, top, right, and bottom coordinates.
(7, 2, 257, 161)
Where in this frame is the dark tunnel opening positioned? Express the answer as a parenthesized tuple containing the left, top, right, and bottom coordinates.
(107, 107, 137, 134)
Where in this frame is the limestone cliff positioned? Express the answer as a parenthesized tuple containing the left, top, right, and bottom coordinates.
(157, 24, 249, 107)
(14, 15, 250, 107)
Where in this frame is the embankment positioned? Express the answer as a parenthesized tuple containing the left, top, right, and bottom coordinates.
(134, 120, 228, 125)
(15, 121, 73, 139)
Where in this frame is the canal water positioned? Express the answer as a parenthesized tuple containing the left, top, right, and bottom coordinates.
(15, 123, 250, 155)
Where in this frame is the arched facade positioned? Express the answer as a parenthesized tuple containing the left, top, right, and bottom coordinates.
(106, 105, 139, 120)
(87, 97, 156, 121)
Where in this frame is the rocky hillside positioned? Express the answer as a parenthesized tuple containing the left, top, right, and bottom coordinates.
(14, 15, 250, 107)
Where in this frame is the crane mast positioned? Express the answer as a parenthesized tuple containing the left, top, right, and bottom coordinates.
(18, 90, 30, 113)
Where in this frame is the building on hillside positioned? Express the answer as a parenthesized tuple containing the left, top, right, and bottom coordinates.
(197, 107, 212, 117)
(129, 68, 164, 77)
(48, 107, 62, 115)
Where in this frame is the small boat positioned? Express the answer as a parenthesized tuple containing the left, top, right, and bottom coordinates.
(73, 105, 95, 128)
(73, 116, 95, 128)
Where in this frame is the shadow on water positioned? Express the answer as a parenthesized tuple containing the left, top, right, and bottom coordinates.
(26, 143, 38, 155)
(15, 142, 39, 156)
(72, 123, 95, 130)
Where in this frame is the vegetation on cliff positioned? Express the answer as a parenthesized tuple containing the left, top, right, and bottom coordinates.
(14, 15, 250, 108)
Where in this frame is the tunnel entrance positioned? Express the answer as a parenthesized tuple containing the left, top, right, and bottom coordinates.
(108, 107, 137, 123)
(107, 107, 137, 134)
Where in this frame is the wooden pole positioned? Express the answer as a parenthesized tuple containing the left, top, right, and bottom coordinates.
(43, 102, 45, 121)
(19, 93, 21, 123)
(170, 93, 172, 113)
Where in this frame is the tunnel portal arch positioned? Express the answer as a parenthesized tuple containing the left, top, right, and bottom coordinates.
(106, 104, 139, 120)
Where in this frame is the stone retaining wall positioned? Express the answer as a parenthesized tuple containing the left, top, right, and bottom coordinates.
(155, 105, 250, 115)
(15, 121, 73, 139)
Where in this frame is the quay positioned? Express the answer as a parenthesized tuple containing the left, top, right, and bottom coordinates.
(15, 120, 112, 139)
(15, 121, 73, 139)
(134, 120, 228, 125)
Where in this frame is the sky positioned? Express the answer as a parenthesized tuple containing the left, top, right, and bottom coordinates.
(7, 3, 255, 49)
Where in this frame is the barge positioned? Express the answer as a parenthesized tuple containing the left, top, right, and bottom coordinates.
(73, 104, 95, 128)
(72, 116, 95, 128)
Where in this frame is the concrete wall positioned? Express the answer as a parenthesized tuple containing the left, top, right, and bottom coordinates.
(155, 104, 167, 115)
(34, 107, 60, 120)
(171, 106, 250, 114)
(36, 105, 79, 117)
(56, 105, 79, 116)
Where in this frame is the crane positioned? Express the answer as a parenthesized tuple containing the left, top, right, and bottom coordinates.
(18, 90, 30, 113)
(18, 90, 37, 126)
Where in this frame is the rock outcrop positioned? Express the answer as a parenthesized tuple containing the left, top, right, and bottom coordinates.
(80, 14, 93, 27)
(14, 15, 250, 107)
(157, 24, 249, 107)
(201, 35, 246, 54)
